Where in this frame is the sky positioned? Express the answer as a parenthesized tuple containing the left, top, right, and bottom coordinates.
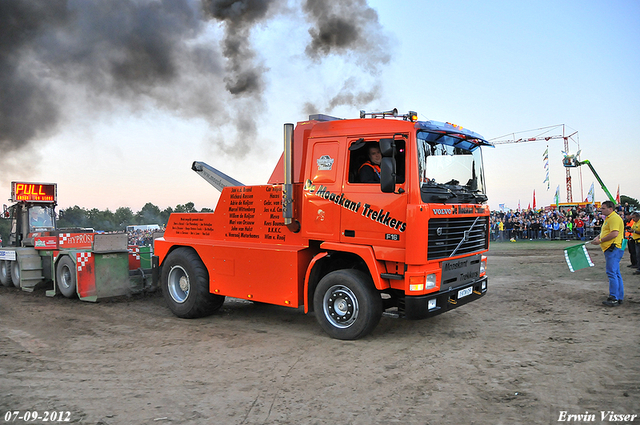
(1, 0, 639, 213)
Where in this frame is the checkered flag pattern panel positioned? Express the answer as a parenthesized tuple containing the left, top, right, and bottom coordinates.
(77, 252, 92, 272)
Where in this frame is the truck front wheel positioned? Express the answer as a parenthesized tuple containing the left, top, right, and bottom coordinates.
(313, 270, 382, 340)
(56, 256, 77, 298)
(0, 261, 13, 287)
(161, 248, 225, 318)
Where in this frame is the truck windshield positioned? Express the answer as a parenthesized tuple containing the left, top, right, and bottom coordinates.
(29, 206, 55, 230)
(417, 131, 487, 204)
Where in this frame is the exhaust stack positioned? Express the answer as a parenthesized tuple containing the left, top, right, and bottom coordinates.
(282, 123, 299, 232)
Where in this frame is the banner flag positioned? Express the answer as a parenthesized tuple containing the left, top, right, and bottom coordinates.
(543, 145, 550, 190)
(616, 185, 620, 204)
(544, 172, 550, 190)
(554, 185, 560, 205)
(587, 183, 595, 203)
(533, 190, 536, 209)
(564, 244, 594, 272)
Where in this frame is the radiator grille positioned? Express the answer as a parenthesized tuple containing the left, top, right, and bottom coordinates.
(428, 216, 489, 260)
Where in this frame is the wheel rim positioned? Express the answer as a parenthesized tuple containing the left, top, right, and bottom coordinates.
(59, 265, 72, 290)
(323, 284, 359, 328)
(168, 265, 190, 303)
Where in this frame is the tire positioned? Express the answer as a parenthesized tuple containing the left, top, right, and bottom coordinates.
(11, 260, 21, 288)
(313, 269, 382, 340)
(161, 248, 225, 318)
(0, 261, 13, 287)
(56, 256, 77, 298)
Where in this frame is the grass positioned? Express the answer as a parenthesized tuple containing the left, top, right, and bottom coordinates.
(489, 239, 590, 252)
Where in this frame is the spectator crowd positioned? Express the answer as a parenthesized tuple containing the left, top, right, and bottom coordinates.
(490, 203, 636, 243)
(127, 227, 164, 247)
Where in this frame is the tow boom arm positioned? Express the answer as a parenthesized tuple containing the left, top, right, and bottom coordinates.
(191, 161, 244, 191)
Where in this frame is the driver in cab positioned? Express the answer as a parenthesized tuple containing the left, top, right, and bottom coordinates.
(359, 144, 382, 183)
(30, 208, 52, 228)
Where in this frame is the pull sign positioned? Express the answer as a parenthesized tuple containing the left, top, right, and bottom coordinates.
(11, 182, 57, 203)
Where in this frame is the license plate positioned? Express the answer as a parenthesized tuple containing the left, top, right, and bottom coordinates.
(458, 286, 473, 299)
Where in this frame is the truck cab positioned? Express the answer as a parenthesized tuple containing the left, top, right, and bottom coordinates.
(4, 203, 57, 247)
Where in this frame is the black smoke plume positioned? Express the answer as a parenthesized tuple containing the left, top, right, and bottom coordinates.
(0, 1, 68, 155)
(201, 0, 272, 96)
(302, 0, 390, 111)
(0, 0, 390, 174)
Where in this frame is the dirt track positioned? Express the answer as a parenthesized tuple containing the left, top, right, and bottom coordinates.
(1, 241, 639, 425)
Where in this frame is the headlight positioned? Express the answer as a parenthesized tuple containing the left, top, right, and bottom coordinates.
(426, 273, 436, 289)
(409, 274, 437, 291)
(480, 256, 487, 277)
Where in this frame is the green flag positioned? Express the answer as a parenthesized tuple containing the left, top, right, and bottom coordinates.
(564, 244, 594, 272)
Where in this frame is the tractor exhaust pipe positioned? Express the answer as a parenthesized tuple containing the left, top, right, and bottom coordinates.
(282, 123, 300, 232)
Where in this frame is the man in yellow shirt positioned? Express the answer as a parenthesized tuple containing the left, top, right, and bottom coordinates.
(590, 201, 625, 306)
(630, 211, 640, 275)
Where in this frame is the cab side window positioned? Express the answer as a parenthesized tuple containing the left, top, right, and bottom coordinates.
(348, 142, 370, 183)
(348, 139, 405, 185)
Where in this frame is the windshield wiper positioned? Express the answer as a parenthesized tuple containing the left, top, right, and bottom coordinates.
(421, 181, 456, 201)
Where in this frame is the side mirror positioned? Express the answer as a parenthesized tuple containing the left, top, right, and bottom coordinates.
(380, 157, 396, 193)
(379, 138, 395, 157)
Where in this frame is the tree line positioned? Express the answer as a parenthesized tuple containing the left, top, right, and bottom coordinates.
(56, 202, 213, 231)
(0, 202, 212, 242)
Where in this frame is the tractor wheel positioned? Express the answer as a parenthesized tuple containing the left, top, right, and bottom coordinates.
(56, 256, 77, 298)
(0, 261, 13, 287)
(313, 269, 382, 340)
(11, 260, 21, 288)
(161, 248, 225, 318)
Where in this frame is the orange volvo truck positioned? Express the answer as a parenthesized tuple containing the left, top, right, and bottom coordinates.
(153, 109, 492, 339)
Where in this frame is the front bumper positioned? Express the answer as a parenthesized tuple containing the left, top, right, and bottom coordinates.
(404, 276, 487, 320)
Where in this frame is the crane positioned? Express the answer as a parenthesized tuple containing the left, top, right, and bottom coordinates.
(489, 124, 580, 202)
(562, 153, 615, 204)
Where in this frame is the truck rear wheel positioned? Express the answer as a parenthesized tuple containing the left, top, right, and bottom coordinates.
(56, 256, 77, 298)
(161, 248, 225, 318)
(11, 260, 21, 288)
(313, 269, 382, 340)
(0, 261, 13, 287)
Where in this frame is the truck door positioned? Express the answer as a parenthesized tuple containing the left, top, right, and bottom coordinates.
(301, 138, 345, 241)
(340, 138, 407, 247)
